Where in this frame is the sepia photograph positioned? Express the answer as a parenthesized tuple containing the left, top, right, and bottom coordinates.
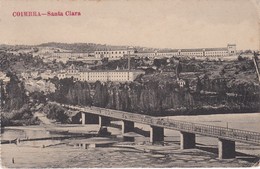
(0, 0, 260, 168)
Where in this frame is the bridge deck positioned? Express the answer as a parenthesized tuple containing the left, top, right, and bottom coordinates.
(58, 103, 260, 145)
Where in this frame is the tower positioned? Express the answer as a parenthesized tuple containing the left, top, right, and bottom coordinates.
(128, 50, 130, 70)
(227, 44, 236, 56)
(175, 59, 181, 80)
(127, 47, 133, 70)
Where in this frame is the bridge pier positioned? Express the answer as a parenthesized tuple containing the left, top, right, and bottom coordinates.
(81, 112, 99, 125)
(150, 126, 164, 143)
(122, 120, 134, 134)
(180, 131, 196, 149)
(99, 116, 111, 128)
(218, 139, 236, 159)
(122, 120, 135, 141)
(81, 112, 85, 125)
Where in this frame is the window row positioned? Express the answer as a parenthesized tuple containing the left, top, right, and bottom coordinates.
(95, 51, 127, 54)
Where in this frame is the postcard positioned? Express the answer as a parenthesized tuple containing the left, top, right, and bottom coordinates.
(0, 0, 260, 168)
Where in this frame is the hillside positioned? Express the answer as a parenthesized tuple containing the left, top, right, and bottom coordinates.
(0, 42, 163, 53)
(37, 42, 130, 52)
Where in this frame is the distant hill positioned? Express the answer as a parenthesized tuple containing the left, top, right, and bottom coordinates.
(0, 44, 33, 51)
(37, 42, 133, 52)
(38, 42, 171, 53)
(0, 42, 163, 53)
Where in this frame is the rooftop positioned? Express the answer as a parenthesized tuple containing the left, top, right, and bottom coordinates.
(205, 48, 227, 51)
(54, 51, 89, 54)
(59, 69, 145, 73)
(181, 47, 227, 52)
(95, 47, 134, 51)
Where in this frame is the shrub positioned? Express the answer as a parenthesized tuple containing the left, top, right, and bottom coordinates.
(44, 104, 69, 123)
(237, 55, 245, 61)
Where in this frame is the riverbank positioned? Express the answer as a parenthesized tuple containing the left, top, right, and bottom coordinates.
(1, 136, 259, 168)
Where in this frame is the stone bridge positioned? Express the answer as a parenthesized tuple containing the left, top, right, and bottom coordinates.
(54, 102, 260, 159)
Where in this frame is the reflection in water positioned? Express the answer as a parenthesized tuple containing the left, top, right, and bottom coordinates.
(1, 128, 119, 148)
(1, 128, 64, 147)
(2, 129, 51, 140)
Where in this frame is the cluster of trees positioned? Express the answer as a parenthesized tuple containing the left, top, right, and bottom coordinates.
(47, 75, 260, 116)
(48, 78, 193, 115)
(0, 51, 46, 73)
(195, 74, 260, 111)
(1, 72, 41, 126)
(1, 104, 40, 126)
(92, 58, 151, 70)
(3, 72, 28, 111)
(0, 51, 69, 75)
(42, 104, 69, 123)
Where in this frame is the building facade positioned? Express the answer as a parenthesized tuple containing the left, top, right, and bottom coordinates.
(94, 49, 135, 60)
(57, 64, 144, 82)
(57, 64, 80, 80)
(136, 44, 237, 59)
(51, 52, 91, 63)
(79, 70, 144, 82)
(43, 44, 236, 64)
(135, 51, 157, 59)
(52, 52, 89, 58)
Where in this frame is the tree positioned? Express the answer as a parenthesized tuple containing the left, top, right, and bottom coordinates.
(154, 58, 167, 68)
(196, 76, 203, 93)
(144, 57, 149, 61)
(30, 91, 46, 104)
(53, 78, 74, 103)
(5, 72, 28, 110)
(45, 104, 69, 123)
(82, 81, 92, 106)
(52, 59, 57, 64)
(101, 58, 108, 64)
(0, 80, 5, 108)
(237, 55, 245, 61)
(33, 48, 39, 52)
(175, 61, 182, 79)
(93, 81, 109, 107)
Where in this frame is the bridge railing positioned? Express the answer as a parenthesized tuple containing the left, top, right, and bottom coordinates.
(162, 118, 260, 144)
(60, 103, 260, 144)
(103, 107, 260, 144)
(96, 106, 260, 144)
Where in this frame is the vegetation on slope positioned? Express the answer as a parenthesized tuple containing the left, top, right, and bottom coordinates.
(1, 49, 260, 125)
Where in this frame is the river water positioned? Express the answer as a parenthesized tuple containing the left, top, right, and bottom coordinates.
(1, 113, 260, 168)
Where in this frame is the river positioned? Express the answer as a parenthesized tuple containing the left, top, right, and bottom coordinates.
(1, 113, 260, 167)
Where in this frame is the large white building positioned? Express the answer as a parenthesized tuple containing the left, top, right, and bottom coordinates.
(79, 70, 144, 82)
(135, 51, 157, 59)
(57, 64, 144, 82)
(94, 49, 135, 60)
(52, 52, 89, 58)
(136, 44, 237, 59)
(42, 44, 237, 63)
(57, 64, 80, 80)
(46, 51, 102, 63)
(47, 49, 135, 63)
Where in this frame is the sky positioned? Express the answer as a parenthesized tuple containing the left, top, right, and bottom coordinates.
(0, 0, 259, 50)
